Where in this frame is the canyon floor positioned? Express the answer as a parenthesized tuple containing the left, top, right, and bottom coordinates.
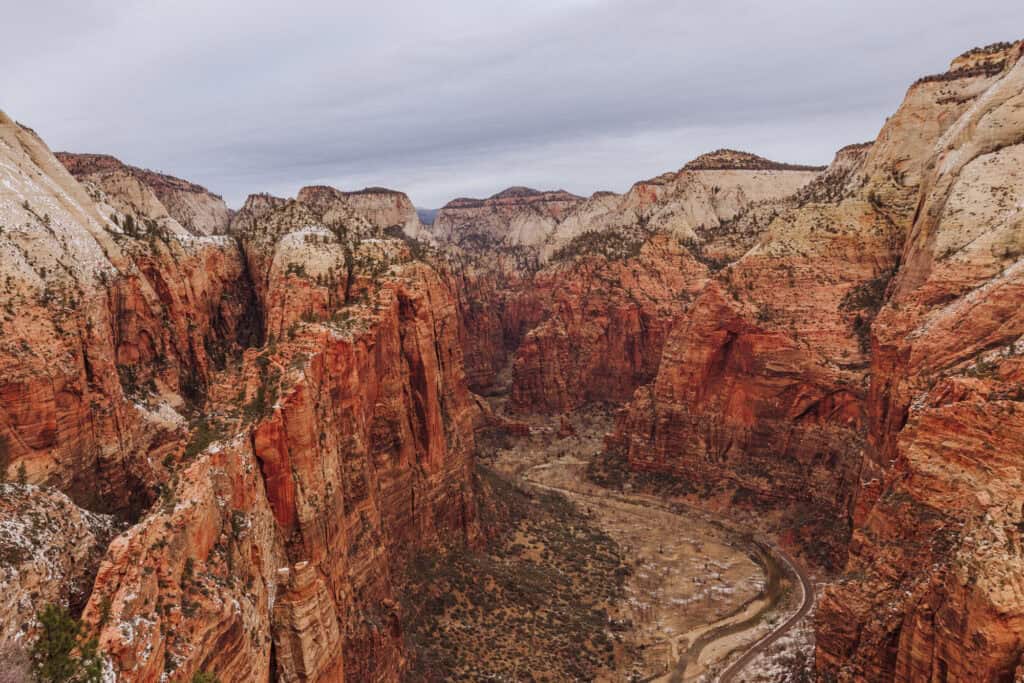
(401, 377, 818, 682)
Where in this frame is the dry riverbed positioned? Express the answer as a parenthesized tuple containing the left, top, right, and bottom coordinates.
(400, 395, 814, 681)
(477, 404, 812, 681)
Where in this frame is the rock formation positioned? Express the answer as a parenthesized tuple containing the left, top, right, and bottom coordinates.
(0, 114, 478, 681)
(0, 483, 116, 648)
(57, 153, 231, 235)
(549, 150, 822, 254)
(431, 187, 584, 247)
(606, 139, 897, 568)
(445, 151, 821, 412)
(77, 182, 479, 680)
(816, 40, 1024, 681)
(1, 35, 1023, 683)
(1, 116, 257, 516)
(509, 234, 709, 412)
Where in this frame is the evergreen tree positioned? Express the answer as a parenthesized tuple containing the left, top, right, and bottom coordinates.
(30, 605, 102, 683)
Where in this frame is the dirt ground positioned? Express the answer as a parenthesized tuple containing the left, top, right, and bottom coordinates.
(478, 405, 806, 681)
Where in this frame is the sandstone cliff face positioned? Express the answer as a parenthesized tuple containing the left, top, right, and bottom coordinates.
(294, 185, 426, 240)
(0, 115, 257, 515)
(604, 43, 1020, 576)
(550, 151, 822, 254)
(432, 186, 584, 247)
(2, 114, 479, 682)
(447, 151, 820, 410)
(3, 35, 1023, 683)
(510, 234, 709, 413)
(0, 483, 116, 647)
(446, 245, 548, 392)
(76, 188, 480, 681)
(57, 152, 231, 235)
(608, 190, 895, 568)
(817, 41, 1024, 682)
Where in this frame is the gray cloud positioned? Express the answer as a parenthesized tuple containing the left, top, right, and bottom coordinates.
(3, 0, 1022, 207)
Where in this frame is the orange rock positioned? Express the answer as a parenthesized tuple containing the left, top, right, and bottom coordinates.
(817, 41, 1024, 681)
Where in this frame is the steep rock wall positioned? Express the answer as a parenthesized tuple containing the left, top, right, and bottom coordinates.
(817, 41, 1024, 682)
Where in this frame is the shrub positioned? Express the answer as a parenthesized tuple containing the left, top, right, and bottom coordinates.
(383, 225, 432, 261)
(183, 418, 225, 460)
(842, 270, 895, 311)
(30, 604, 102, 683)
(679, 237, 729, 271)
(551, 228, 648, 262)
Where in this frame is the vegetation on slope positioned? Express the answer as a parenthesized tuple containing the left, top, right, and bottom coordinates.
(399, 465, 631, 681)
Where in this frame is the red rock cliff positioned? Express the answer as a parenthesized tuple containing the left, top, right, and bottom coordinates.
(817, 41, 1024, 682)
(1, 117, 258, 517)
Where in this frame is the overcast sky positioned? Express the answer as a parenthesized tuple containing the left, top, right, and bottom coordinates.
(3, 1, 1022, 208)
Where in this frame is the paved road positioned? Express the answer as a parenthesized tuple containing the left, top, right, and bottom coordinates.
(717, 542, 814, 682)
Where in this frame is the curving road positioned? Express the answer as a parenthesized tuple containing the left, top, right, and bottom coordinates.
(717, 542, 814, 682)
(520, 461, 814, 682)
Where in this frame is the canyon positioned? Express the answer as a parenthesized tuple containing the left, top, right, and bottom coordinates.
(0, 37, 1022, 683)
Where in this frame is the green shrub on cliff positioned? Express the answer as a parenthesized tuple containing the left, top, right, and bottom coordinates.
(551, 228, 647, 262)
(30, 604, 102, 683)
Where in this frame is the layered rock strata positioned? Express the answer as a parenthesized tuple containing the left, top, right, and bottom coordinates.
(77, 183, 480, 681)
(1, 116, 257, 515)
(57, 152, 231, 235)
(817, 41, 1024, 682)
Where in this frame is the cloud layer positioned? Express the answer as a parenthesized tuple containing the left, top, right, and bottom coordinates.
(3, 0, 1021, 207)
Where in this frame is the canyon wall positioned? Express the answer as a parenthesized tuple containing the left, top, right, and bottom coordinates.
(2, 36, 1023, 683)
(83, 264, 480, 682)
(817, 41, 1024, 682)
(1, 119, 257, 516)
(444, 152, 820, 412)
(432, 187, 584, 247)
(77, 180, 480, 682)
(509, 234, 709, 412)
(56, 152, 232, 235)
(607, 43, 1024, 584)
(0, 115, 480, 682)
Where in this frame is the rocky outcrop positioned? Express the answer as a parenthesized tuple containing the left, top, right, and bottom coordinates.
(57, 152, 231, 235)
(447, 246, 548, 392)
(510, 234, 709, 412)
(3, 35, 1024, 683)
(0, 114, 258, 515)
(294, 185, 426, 239)
(0, 483, 116, 647)
(550, 151, 822, 255)
(76, 186, 480, 681)
(607, 188, 895, 567)
(3, 113, 479, 682)
(432, 186, 584, 247)
(272, 561, 344, 681)
(605, 41, 1022, 577)
(816, 40, 1024, 682)
(448, 150, 822, 405)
